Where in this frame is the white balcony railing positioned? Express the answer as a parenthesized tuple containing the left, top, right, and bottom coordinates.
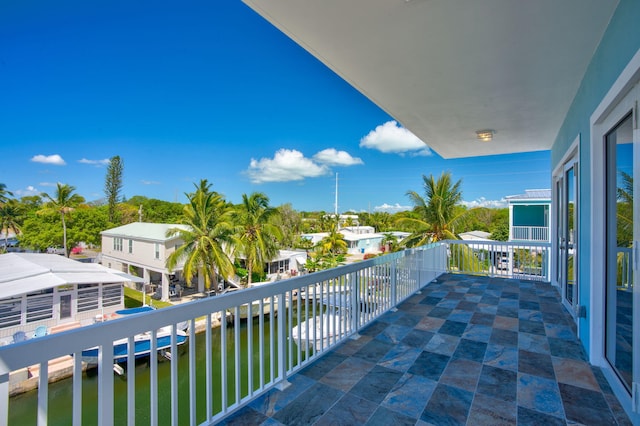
(0, 240, 550, 425)
(511, 226, 549, 242)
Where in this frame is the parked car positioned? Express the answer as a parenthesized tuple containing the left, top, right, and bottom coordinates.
(46, 247, 65, 255)
(497, 256, 509, 270)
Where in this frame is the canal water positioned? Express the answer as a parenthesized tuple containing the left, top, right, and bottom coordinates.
(9, 312, 306, 425)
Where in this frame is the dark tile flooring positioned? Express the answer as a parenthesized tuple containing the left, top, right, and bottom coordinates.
(220, 274, 632, 425)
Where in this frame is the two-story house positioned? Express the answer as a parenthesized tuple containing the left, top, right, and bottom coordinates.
(101, 223, 189, 301)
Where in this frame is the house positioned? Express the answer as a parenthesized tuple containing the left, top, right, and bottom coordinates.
(302, 226, 408, 255)
(506, 189, 552, 242)
(0, 253, 142, 342)
(243, 1, 640, 421)
(101, 223, 190, 301)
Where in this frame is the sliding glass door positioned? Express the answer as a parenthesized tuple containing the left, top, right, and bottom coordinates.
(604, 104, 636, 393)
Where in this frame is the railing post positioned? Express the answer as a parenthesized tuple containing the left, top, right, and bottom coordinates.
(390, 261, 398, 310)
(0, 373, 8, 426)
(350, 272, 360, 338)
(275, 292, 290, 391)
(98, 343, 114, 426)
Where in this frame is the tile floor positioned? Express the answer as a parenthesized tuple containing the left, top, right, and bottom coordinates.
(221, 274, 632, 425)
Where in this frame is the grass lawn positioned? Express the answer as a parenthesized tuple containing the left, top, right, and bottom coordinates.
(124, 286, 173, 309)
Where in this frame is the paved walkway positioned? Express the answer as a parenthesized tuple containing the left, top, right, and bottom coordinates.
(221, 274, 631, 425)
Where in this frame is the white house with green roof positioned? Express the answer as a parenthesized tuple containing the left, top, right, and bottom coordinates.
(101, 223, 190, 301)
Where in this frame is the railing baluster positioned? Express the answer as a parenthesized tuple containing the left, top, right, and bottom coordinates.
(205, 314, 212, 420)
(234, 306, 240, 405)
(220, 309, 228, 413)
(258, 298, 264, 389)
(73, 352, 82, 426)
(150, 330, 158, 426)
(37, 361, 47, 426)
(189, 322, 196, 426)
(98, 341, 114, 426)
(127, 336, 135, 426)
(247, 301, 253, 398)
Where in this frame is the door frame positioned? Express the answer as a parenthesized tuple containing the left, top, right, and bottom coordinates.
(552, 136, 580, 321)
(590, 47, 640, 420)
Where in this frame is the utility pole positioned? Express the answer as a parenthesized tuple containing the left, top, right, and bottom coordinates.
(334, 172, 339, 216)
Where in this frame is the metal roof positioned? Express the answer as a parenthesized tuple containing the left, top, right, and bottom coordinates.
(0, 253, 143, 299)
(101, 222, 190, 242)
(505, 189, 552, 201)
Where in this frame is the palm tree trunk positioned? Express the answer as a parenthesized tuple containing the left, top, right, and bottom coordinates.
(247, 256, 253, 286)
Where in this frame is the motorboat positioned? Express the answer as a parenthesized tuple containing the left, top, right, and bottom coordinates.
(82, 325, 188, 363)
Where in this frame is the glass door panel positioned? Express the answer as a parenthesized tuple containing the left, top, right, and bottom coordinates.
(564, 164, 577, 305)
(605, 112, 634, 391)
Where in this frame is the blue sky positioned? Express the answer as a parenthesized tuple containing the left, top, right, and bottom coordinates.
(0, 1, 550, 213)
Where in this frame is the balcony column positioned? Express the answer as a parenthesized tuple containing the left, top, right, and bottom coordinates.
(143, 268, 150, 284)
(197, 270, 205, 293)
(161, 273, 170, 302)
(508, 204, 514, 240)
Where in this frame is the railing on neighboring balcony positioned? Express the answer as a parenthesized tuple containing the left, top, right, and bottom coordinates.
(511, 226, 549, 242)
(0, 239, 552, 425)
(445, 239, 551, 282)
(617, 247, 634, 292)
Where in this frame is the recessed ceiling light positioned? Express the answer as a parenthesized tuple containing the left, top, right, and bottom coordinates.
(476, 129, 495, 142)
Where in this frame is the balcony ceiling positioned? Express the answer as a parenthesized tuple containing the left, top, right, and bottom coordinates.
(243, 0, 618, 159)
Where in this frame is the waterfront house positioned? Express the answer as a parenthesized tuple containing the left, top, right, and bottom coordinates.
(101, 223, 190, 301)
(0, 253, 142, 343)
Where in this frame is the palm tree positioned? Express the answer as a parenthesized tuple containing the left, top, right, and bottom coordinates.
(0, 200, 21, 252)
(399, 172, 466, 246)
(234, 192, 281, 285)
(40, 183, 84, 257)
(166, 180, 236, 295)
(317, 219, 348, 255)
(0, 183, 13, 205)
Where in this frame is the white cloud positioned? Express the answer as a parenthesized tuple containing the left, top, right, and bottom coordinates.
(31, 154, 66, 165)
(39, 182, 57, 187)
(14, 185, 40, 197)
(313, 149, 363, 166)
(247, 149, 329, 183)
(141, 180, 161, 185)
(79, 158, 110, 166)
(374, 202, 413, 213)
(359, 121, 431, 156)
(461, 197, 507, 209)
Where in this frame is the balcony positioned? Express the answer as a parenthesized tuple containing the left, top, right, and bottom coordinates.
(0, 241, 630, 425)
(510, 226, 550, 242)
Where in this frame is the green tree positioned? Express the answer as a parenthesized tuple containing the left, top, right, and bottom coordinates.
(105, 155, 124, 223)
(317, 220, 347, 255)
(40, 183, 84, 256)
(126, 196, 184, 223)
(234, 192, 282, 285)
(0, 200, 21, 251)
(166, 180, 235, 294)
(274, 203, 302, 249)
(399, 172, 467, 247)
(381, 232, 399, 253)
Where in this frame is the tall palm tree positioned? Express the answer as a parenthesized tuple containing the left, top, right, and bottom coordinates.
(40, 183, 84, 257)
(0, 183, 13, 205)
(318, 222, 348, 255)
(400, 172, 466, 246)
(166, 180, 236, 295)
(0, 200, 21, 251)
(234, 192, 281, 285)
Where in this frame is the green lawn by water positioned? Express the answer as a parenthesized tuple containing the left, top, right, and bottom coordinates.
(123, 287, 173, 309)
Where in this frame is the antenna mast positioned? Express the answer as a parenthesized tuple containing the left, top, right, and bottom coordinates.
(334, 172, 339, 216)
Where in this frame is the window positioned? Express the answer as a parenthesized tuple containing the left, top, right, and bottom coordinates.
(102, 283, 122, 307)
(77, 284, 99, 312)
(155, 243, 160, 259)
(113, 237, 123, 251)
(128, 239, 133, 254)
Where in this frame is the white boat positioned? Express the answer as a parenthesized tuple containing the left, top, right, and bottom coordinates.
(291, 314, 350, 352)
(82, 326, 188, 363)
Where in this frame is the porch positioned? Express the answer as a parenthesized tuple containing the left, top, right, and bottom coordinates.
(224, 274, 630, 425)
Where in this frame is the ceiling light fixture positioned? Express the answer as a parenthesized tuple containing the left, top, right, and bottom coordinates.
(476, 129, 495, 142)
